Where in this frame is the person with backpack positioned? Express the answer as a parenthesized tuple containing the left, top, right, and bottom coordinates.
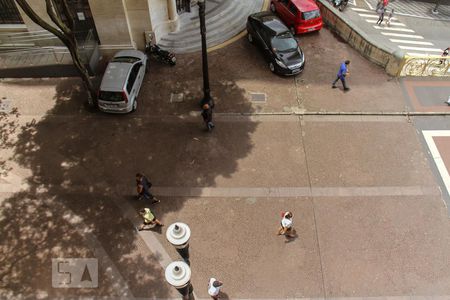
(201, 103, 215, 131)
(136, 173, 160, 204)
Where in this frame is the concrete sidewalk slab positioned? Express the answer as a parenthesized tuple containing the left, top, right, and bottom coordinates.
(314, 195, 450, 296)
(295, 29, 406, 113)
(302, 119, 436, 187)
(401, 78, 450, 112)
(153, 196, 324, 299)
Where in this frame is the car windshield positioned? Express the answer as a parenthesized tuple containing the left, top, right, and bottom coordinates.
(111, 56, 140, 63)
(99, 91, 123, 102)
(271, 33, 298, 53)
(302, 9, 320, 20)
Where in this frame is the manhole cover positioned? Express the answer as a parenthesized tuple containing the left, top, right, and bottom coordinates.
(250, 92, 267, 102)
(0, 98, 11, 113)
(170, 93, 184, 103)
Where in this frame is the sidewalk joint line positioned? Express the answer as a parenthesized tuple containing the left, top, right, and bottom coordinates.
(296, 115, 327, 298)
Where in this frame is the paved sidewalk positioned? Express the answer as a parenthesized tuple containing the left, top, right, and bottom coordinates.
(1, 25, 450, 299)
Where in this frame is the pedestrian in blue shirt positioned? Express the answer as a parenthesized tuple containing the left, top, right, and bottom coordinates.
(332, 60, 350, 91)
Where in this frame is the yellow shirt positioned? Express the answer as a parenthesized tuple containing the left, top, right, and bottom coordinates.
(143, 208, 155, 223)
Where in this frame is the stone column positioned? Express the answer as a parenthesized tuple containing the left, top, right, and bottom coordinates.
(88, 0, 135, 55)
(167, 0, 180, 32)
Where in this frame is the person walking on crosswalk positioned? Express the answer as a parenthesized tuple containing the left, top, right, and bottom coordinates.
(376, 6, 385, 25)
(440, 47, 449, 65)
(385, 8, 394, 26)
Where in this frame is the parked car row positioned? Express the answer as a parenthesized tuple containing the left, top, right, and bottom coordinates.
(270, 0, 323, 34)
(247, 12, 305, 76)
(246, 0, 322, 75)
(97, 0, 323, 113)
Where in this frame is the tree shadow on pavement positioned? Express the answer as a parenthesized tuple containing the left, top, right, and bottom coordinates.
(0, 63, 257, 298)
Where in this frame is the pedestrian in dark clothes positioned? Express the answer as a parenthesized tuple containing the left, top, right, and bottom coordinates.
(136, 173, 160, 204)
(201, 103, 215, 131)
(375, 0, 383, 12)
(376, 6, 385, 25)
(332, 60, 350, 91)
(440, 47, 449, 65)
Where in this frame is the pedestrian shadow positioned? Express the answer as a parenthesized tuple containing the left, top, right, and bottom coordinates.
(284, 229, 299, 243)
(219, 291, 230, 299)
(139, 224, 163, 235)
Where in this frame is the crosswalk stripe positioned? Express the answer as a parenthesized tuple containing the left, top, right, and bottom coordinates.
(381, 32, 424, 39)
(366, 19, 406, 26)
(398, 46, 443, 52)
(406, 52, 437, 56)
(373, 26, 414, 32)
(358, 13, 398, 20)
(389, 39, 434, 45)
(351, 7, 369, 11)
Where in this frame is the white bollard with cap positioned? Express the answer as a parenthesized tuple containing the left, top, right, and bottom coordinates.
(165, 261, 194, 300)
(166, 222, 191, 264)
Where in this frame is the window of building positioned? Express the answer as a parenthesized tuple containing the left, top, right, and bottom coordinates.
(0, 0, 24, 24)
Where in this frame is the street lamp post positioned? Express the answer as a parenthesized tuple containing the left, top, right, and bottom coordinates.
(165, 261, 194, 300)
(166, 223, 191, 265)
(198, 0, 213, 107)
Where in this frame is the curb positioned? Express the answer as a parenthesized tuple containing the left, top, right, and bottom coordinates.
(216, 111, 450, 116)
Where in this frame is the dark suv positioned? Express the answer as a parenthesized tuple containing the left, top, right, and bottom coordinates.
(246, 11, 305, 76)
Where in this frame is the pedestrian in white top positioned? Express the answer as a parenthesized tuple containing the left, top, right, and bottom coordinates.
(277, 211, 295, 238)
(208, 278, 223, 300)
(385, 8, 394, 26)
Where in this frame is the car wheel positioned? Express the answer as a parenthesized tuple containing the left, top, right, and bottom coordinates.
(270, 3, 276, 12)
(290, 26, 296, 35)
(132, 99, 137, 112)
(269, 62, 275, 73)
(247, 33, 253, 43)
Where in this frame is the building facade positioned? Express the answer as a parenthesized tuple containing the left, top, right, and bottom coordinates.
(0, 0, 184, 55)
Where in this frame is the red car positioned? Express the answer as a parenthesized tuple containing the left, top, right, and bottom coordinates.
(270, 0, 323, 34)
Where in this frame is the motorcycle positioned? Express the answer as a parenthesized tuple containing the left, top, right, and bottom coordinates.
(332, 0, 343, 7)
(339, 0, 348, 11)
(145, 43, 176, 66)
